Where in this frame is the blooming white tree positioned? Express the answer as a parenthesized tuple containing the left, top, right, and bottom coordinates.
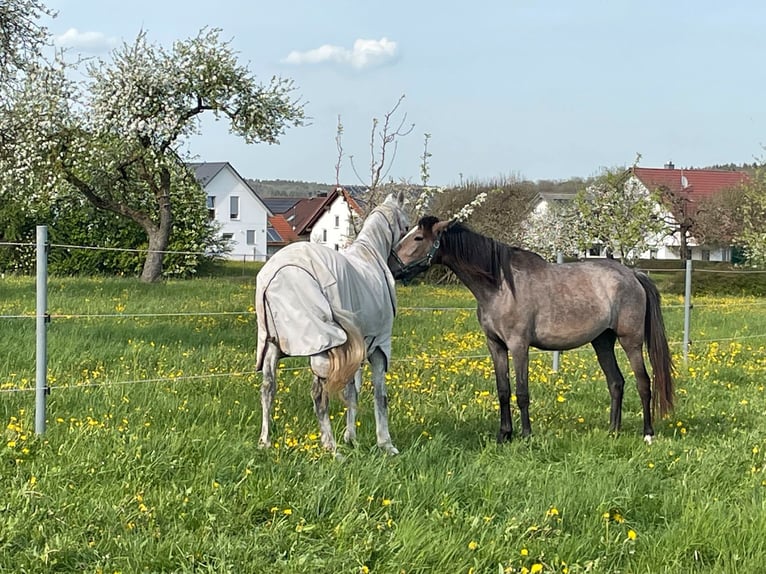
(738, 163, 766, 265)
(573, 167, 668, 264)
(0, 0, 53, 85)
(0, 28, 304, 281)
(520, 200, 583, 261)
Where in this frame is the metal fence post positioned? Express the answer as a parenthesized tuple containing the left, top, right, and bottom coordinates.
(552, 251, 564, 372)
(683, 258, 693, 366)
(35, 225, 49, 435)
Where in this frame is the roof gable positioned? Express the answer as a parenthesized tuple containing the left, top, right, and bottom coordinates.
(290, 191, 340, 235)
(188, 161, 273, 216)
(188, 162, 228, 186)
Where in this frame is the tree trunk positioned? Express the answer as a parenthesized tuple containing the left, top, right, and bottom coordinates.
(140, 226, 169, 282)
(139, 166, 174, 283)
(679, 229, 690, 261)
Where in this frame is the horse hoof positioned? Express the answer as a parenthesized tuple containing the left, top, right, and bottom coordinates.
(258, 440, 271, 449)
(380, 444, 400, 456)
(496, 431, 513, 443)
(643, 434, 653, 445)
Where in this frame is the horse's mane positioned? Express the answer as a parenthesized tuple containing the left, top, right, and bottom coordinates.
(425, 218, 547, 292)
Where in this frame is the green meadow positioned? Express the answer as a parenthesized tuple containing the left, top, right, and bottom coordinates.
(1, 275, 765, 573)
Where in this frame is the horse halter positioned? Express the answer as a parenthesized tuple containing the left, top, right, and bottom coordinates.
(390, 230, 443, 283)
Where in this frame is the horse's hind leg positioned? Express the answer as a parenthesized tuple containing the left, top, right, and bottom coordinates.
(259, 341, 280, 448)
(592, 331, 625, 433)
(370, 349, 398, 455)
(343, 369, 362, 446)
(310, 353, 338, 452)
(619, 337, 654, 442)
(310, 375, 338, 452)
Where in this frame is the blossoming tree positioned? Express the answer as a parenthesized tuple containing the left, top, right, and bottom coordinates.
(0, 28, 304, 281)
(0, 0, 53, 84)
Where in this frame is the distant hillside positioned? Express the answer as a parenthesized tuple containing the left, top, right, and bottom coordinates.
(247, 179, 332, 198)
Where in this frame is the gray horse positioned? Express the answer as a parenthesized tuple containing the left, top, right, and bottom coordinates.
(256, 192, 409, 455)
(389, 216, 674, 444)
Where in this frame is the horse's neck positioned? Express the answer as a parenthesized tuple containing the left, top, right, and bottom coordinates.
(446, 260, 500, 304)
(348, 212, 389, 261)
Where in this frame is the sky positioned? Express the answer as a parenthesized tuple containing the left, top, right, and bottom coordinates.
(44, 0, 766, 187)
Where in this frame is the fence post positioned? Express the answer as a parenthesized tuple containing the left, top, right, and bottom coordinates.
(35, 225, 48, 435)
(552, 251, 564, 372)
(683, 258, 692, 366)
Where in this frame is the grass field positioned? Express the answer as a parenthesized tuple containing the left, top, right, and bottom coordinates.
(1, 275, 765, 573)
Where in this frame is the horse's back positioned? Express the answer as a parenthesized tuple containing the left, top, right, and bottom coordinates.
(255, 239, 396, 368)
(501, 258, 646, 350)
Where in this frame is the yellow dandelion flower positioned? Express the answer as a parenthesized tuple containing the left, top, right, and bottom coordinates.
(283, 508, 292, 515)
(531, 564, 543, 574)
(468, 540, 478, 551)
(520, 548, 529, 556)
(382, 498, 392, 506)
(627, 529, 637, 540)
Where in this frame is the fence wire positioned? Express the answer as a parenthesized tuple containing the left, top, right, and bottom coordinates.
(2, 239, 766, 398)
(3, 330, 766, 395)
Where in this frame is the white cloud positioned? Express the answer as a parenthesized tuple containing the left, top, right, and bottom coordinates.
(54, 28, 119, 54)
(284, 37, 397, 69)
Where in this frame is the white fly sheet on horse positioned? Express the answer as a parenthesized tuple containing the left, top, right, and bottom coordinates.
(255, 235, 397, 370)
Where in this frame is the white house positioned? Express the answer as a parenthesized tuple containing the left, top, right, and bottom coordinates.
(190, 162, 272, 261)
(308, 189, 360, 249)
(532, 164, 749, 262)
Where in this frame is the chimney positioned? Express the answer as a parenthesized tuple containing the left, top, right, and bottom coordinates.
(664, 161, 675, 170)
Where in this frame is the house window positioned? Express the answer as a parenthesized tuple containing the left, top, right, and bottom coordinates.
(649, 249, 658, 259)
(246, 230, 256, 245)
(701, 249, 710, 261)
(322, 229, 327, 242)
(334, 215, 340, 228)
(334, 244, 339, 251)
(230, 196, 240, 219)
(222, 233, 234, 243)
(588, 244, 602, 257)
(206, 196, 215, 220)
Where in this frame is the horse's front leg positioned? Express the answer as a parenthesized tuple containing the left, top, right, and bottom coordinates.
(486, 336, 513, 442)
(343, 369, 362, 446)
(510, 344, 532, 438)
(369, 349, 398, 455)
(258, 342, 280, 448)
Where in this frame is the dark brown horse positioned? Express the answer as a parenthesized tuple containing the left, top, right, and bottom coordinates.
(389, 216, 674, 443)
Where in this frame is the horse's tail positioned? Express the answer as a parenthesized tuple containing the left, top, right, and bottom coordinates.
(635, 272, 675, 417)
(325, 308, 366, 395)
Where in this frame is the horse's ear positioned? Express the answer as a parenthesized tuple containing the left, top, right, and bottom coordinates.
(396, 190, 406, 208)
(432, 219, 453, 236)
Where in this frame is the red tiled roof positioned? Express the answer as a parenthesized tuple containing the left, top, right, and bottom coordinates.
(268, 215, 300, 244)
(632, 167, 749, 200)
(290, 192, 338, 236)
(337, 187, 365, 216)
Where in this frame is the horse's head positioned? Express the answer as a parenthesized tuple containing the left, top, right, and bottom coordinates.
(382, 190, 410, 245)
(388, 215, 453, 283)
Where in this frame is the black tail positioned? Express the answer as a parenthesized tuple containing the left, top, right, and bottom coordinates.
(635, 272, 675, 417)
